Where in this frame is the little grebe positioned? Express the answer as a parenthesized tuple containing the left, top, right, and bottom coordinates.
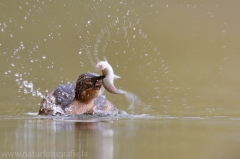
(39, 73, 118, 115)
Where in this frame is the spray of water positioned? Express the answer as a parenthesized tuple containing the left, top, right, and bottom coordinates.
(2, 1, 171, 116)
(22, 81, 64, 115)
(123, 91, 149, 114)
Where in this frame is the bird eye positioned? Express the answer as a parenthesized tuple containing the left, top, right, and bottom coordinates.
(87, 83, 94, 88)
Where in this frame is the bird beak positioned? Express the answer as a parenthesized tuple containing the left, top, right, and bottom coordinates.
(93, 75, 106, 86)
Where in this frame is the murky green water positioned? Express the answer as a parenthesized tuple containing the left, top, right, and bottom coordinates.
(1, 0, 240, 158)
(1, 116, 240, 159)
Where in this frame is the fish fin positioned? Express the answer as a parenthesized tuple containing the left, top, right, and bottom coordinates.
(103, 56, 108, 62)
(114, 74, 121, 79)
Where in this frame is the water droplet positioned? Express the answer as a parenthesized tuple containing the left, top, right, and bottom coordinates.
(23, 81, 33, 89)
(24, 16, 27, 20)
(79, 51, 82, 54)
(1, 28, 4, 32)
(42, 56, 46, 59)
(32, 91, 36, 96)
(23, 88, 28, 94)
(87, 20, 91, 24)
(59, 25, 61, 27)
(11, 63, 15, 66)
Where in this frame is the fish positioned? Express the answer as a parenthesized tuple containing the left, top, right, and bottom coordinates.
(96, 60, 125, 94)
(96, 60, 149, 114)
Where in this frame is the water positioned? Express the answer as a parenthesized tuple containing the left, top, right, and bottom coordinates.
(1, 0, 240, 158)
(1, 116, 240, 159)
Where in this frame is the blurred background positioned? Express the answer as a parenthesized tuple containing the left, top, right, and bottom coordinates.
(1, 0, 240, 116)
(1, 1, 240, 159)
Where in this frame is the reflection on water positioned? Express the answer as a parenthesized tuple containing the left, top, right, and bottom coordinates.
(1, 119, 114, 159)
(1, 117, 240, 159)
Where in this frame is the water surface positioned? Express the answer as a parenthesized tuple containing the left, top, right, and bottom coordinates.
(1, 116, 240, 159)
(1, 0, 240, 158)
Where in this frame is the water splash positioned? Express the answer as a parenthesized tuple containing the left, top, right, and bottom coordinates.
(1, 1, 172, 116)
(124, 91, 150, 114)
(76, 1, 171, 110)
(22, 81, 64, 115)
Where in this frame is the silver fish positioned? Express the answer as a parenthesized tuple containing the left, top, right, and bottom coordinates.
(96, 60, 148, 113)
(96, 60, 125, 94)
